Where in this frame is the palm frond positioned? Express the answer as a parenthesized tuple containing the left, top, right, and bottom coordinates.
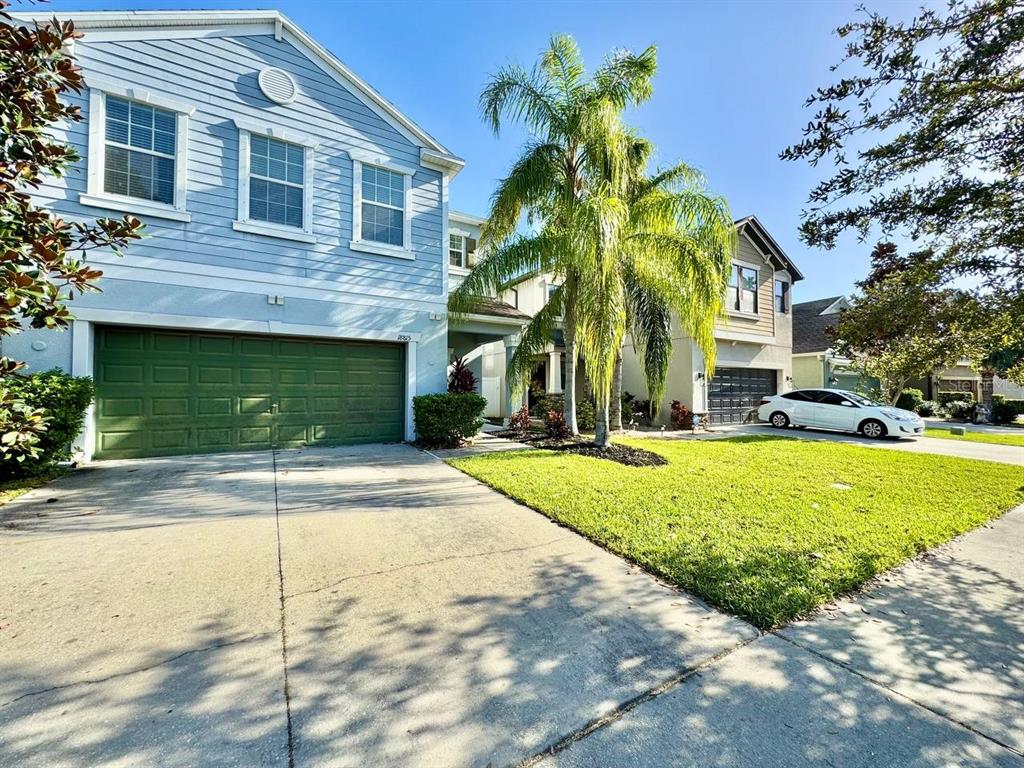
(541, 34, 585, 102)
(479, 63, 561, 138)
(592, 45, 657, 109)
(482, 141, 562, 246)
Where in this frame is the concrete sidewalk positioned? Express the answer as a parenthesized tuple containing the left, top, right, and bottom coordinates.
(535, 506, 1024, 767)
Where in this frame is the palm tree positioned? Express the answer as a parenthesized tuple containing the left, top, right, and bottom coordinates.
(448, 35, 657, 435)
(587, 135, 737, 446)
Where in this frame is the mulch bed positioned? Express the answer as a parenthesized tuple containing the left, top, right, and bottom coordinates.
(492, 431, 668, 467)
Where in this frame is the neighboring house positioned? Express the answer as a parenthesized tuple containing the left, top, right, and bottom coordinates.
(469, 216, 804, 425)
(791, 295, 998, 401)
(622, 216, 803, 425)
(791, 296, 868, 391)
(5, 10, 525, 460)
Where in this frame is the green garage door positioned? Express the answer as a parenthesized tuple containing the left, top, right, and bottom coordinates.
(94, 327, 405, 459)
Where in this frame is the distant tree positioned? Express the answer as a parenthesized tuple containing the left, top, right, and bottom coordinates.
(1, 6, 142, 460)
(783, 0, 1024, 320)
(830, 243, 974, 404)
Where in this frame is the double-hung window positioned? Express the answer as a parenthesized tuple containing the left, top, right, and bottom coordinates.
(774, 279, 789, 313)
(361, 165, 405, 247)
(82, 81, 193, 221)
(449, 234, 466, 268)
(233, 119, 316, 243)
(103, 97, 176, 205)
(350, 154, 414, 259)
(729, 264, 758, 314)
(248, 135, 304, 229)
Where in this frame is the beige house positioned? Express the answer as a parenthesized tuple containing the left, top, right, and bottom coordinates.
(621, 216, 803, 425)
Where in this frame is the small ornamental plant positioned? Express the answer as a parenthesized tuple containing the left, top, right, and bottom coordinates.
(447, 357, 477, 394)
(544, 410, 569, 440)
(670, 400, 694, 430)
(508, 404, 531, 435)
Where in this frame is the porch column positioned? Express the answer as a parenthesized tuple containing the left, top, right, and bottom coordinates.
(502, 333, 523, 426)
(70, 320, 95, 462)
(546, 350, 562, 393)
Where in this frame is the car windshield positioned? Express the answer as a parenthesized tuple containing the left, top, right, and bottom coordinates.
(843, 391, 882, 407)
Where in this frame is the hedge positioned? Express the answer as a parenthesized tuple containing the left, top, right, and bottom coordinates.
(413, 392, 487, 448)
(937, 390, 976, 406)
(895, 388, 924, 412)
(1, 369, 94, 481)
(991, 394, 1024, 424)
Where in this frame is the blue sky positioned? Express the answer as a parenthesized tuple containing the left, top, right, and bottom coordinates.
(46, 0, 929, 302)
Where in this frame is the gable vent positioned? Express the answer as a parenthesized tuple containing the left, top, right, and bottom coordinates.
(258, 68, 297, 105)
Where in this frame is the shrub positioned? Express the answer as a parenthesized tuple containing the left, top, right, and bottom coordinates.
(670, 400, 693, 430)
(990, 395, 1024, 424)
(895, 388, 924, 412)
(447, 357, 477, 394)
(508, 404, 531, 435)
(528, 393, 595, 430)
(944, 399, 975, 421)
(544, 410, 569, 439)
(0, 369, 94, 481)
(412, 393, 486, 448)
(937, 390, 975, 406)
(915, 400, 938, 417)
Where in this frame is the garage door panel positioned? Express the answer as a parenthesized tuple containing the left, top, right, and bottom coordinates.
(152, 333, 191, 354)
(197, 335, 233, 355)
(94, 328, 405, 459)
(197, 428, 232, 450)
(153, 365, 189, 384)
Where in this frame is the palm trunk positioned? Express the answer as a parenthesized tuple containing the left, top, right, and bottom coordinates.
(594, 395, 610, 447)
(563, 321, 579, 437)
(981, 368, 994, 409)
(610, 351, 622, 431)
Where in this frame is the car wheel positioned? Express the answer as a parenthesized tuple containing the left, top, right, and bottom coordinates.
(859, 419, 887, 439)
(769, 412, 790, 429)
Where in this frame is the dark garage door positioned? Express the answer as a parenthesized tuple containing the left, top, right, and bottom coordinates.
(94, 327, 405, 459)
(708, 368, 777, 425)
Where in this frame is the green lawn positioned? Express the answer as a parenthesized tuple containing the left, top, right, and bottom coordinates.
(924, 427, 1024, 447)
(449, 437, 1024, 629)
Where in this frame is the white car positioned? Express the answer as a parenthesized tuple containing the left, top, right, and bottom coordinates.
(757, 388, 924, 439)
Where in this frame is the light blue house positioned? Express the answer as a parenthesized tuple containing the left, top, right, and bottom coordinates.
(7, 10, 525, 460)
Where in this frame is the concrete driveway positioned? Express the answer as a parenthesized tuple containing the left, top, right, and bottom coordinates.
(718, 423, 1024, 465)
(1, 443, 1021, 766)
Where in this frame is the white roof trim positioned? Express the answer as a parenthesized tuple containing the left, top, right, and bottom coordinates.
(821, 297, 849, 315)
(11, 10, 452, 156)
(449, 210, 487, 226)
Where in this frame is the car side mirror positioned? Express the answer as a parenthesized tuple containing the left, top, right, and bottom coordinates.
(841, 400, 855, 407)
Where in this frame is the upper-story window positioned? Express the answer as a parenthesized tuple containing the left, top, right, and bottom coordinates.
(449, 234, 467, 268)
(103, 97, 176, 205)
(350, 155, 414, 259)
(547, 283, 559, 302)
(774, 279, 789, 313)
(81, 81, 194, 222)
(729, 264, 758, 314)
(232, 119, 316, 243)
(361, 165, 405, 247)
(248, 135, 304, 229)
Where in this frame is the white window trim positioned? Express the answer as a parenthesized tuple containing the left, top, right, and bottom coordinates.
(233, 121, 316, 243)
(350, 158, 414, 260)
(449, 232, 468, 270)
(82, 82, 193, 222)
